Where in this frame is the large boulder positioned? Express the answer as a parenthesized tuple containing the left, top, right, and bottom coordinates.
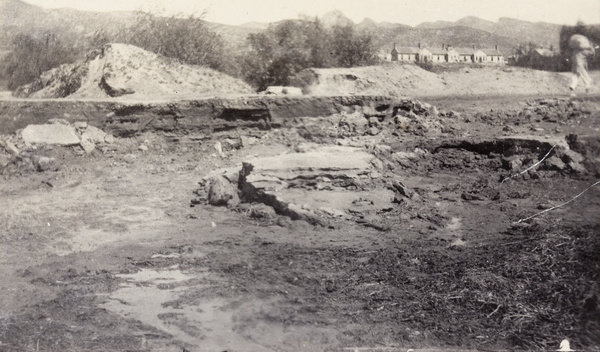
(21, 124, 80, 146)
(239, 145, 394, 225)
(207, 176, 239, 207)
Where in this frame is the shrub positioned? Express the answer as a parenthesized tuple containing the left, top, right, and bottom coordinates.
(127, 11, 235, 75)
(0, 33, 78, 91)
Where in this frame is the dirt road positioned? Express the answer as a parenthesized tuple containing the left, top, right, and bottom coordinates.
(0, 94, 599, 351)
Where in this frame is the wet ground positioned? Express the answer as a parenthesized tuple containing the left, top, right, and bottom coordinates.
(0, 94, 599, 352)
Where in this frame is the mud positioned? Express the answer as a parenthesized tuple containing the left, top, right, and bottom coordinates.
(0, 94, 599, 351)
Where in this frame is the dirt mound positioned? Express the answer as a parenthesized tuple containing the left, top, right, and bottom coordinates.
(13, 43, 254, 100)
(294, 63, 446, 96)
(295, 62, 577, 97)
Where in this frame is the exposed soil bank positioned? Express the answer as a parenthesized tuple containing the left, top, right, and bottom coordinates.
(0, 95, 398, 136)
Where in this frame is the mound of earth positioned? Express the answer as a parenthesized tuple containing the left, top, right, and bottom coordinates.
(13, 43, 254, 100)
(295, 62, 577, 97)
(293, 63, 446, 96)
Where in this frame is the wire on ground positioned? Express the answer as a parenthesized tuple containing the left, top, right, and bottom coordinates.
(513, 180, 600, 224)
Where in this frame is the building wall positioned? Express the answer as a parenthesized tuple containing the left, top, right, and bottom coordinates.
(459, 55, 473, 63)
(398, 54, 416, 61)
(390, 47, 503, 64)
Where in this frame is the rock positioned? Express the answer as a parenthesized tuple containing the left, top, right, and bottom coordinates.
(369, 171, 382, 179)
(544, 155, 566, 171)
(370, 158, 384, 170)
(264, 86, 303, 95)
(374, 145, 392, 155)
(36, 156, 55, 171)
(222, 138, 242, 151)
(99, 76, 135, 97)
(282, 87, 303, 95)
(240, 135, 258, 147)
(367, 127, 380, 135)
(104, 134, 115, 144)
(560, 149, 586, 173)
(47, 118, 70, 125)
(80, 135, 96, 154)
(207, 176, 239, 207)
(239, 146, 394, 225)
(73, 121, 88, 130)
(361, 105, 378, 116)
(339, 111, 368, 133)
(392, 151, 419, 162)
(214, 141, 223, 155)
(249, 204, 277, 219)
(2, 140, 19, 155)
(222, 170, 239, 184)
(567, 161, 587, 173)
(21, 124, 80, 146)
(82, 125, 108, 144)
(394, 115, 411, 129)
(139, 145, 149, 152)
(368, 116, 380, 127)
(390, 179, 413, 199)
(502, 156, 524, 171)
(0, 154, 11, 168)
(448, 111, 461, 118)
(123, 154, 137, 163)
(461, 192, 485, 201)
(562, 149, 585, 164)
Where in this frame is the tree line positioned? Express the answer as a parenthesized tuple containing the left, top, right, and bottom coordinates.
(0, 12, 379, 92)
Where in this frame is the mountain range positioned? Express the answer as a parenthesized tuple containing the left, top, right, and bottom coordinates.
(0, 0, 570, 58)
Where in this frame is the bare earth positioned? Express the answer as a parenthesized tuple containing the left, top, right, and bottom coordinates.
(0, 68, 599, 351)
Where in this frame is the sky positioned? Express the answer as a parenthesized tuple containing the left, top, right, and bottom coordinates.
(20, 0, 600, 26)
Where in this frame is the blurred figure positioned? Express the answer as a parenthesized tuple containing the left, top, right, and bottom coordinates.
(568, 34, 595, 94)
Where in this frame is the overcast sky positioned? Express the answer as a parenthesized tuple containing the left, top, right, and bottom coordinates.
(20, 0, 600, 26)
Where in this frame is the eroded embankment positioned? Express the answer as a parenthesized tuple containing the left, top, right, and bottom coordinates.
(0, 95, 397, 136)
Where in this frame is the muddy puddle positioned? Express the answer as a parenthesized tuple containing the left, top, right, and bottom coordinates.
(101, 264, 272, 351)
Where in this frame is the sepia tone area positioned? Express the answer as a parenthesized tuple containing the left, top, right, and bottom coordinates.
(0, 1, 599, 351)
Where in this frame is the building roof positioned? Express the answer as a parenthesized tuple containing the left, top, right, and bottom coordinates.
(481, 48, 504, 56)
(392, 45, 503, 57)
(428, 47, 448, 55)
(395, 47, 420, 54)
(454, 47, 475, 55)
(531, 48, 554, 57)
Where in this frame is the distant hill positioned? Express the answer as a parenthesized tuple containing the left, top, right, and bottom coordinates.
(417, 16, 562, 49)
(0, 0, 259, 52)
(239, 21, 270, 30)
(0, 2, 570, 65)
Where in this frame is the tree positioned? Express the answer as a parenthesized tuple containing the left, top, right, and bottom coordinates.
(330, 25, 377, 67)
(127, 11, 234, 74)
(243, 17, 378, 90)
